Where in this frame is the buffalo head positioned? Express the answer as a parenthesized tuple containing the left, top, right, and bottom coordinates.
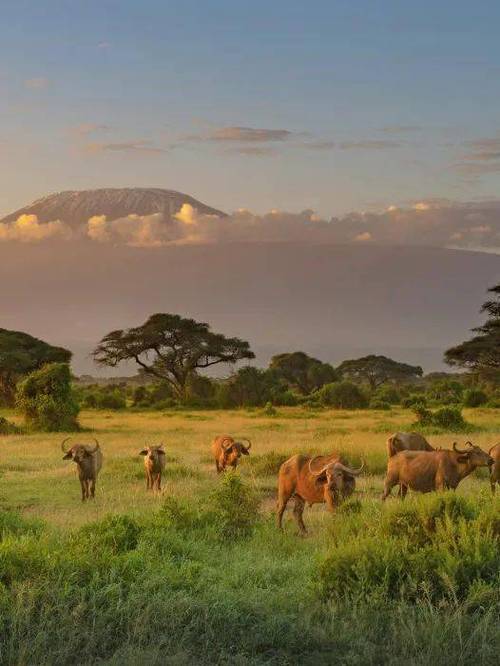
(309, 457, 364, 503)
(61, 437, 100, 463)
(221, 438, 251, 466)
(453, 441, 494, 467)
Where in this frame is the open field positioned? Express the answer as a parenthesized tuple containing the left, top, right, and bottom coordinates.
(0, 407, 499, 665)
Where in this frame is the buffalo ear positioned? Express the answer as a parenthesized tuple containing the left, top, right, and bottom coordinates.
(158, 450, 166, 456)
(315, 473, 328, 485)
(62, 452, 72, 460)
(241, 446, 250, 456)
(224, 446, 233, 455)
(139, 449, 148, 456)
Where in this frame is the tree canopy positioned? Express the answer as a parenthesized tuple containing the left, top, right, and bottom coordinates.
(93, 313, 255, 399)
(445, 283, 500, 381)
(337, 354, 423, 389)
(269, 351, 338, 394)
(0, 329, 72, 405)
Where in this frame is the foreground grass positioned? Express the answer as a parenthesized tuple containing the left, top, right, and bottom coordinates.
(0, 407, 499, 664)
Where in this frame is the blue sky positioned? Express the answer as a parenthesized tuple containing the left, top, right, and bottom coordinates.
(1, 0, 500, 217)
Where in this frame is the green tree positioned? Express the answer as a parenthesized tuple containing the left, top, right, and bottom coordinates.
(0, 329, 71, 406)
(16, 362, 80, 432)
(338, 355, 423, 390)
(269, 351, 338, 395)
(93, 313, 254, 401)
(445, 283, 500, 381)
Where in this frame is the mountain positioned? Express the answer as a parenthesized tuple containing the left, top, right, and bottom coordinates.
(0, 188, 226, 226)
(0, 240, 498, 375)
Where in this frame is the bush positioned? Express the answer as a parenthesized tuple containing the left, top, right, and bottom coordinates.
(74, 515, 141, 555)
(369, 399, 391, 410)
(374, 386, 401, 405)
(96, 390, 127, 410)
(402, 394, 427, 409)
(263, 401, 277, 416)
(463, 388, 488, 408)
(247, 451, 290, 476)
(0, 417, 19, 435)
(16, 363, 79, 432)
(413, 405, 470, 432)
(208, 472, 259, 540)
(317, 381, 368, 409)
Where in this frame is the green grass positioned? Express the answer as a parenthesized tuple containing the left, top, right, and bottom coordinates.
(0, 407, 499, 664)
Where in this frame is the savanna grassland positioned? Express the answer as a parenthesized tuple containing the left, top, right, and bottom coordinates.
(0, 406, 499, 665)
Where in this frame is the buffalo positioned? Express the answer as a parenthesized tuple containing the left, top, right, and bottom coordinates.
(62, 438, 103, 502)
(277, 453, 363, 534)
(489, 442, 500, 493)
(382, 441, 493, 499)
(387, 431, 434, 457)
(139, 445, 166, 491)
(211, 435, 251, 473)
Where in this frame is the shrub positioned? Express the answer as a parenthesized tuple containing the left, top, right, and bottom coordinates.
(369, 399, 391, 411)
(402, 394, 427, 409)
(96, 390, 127, 410)
(74, 515, 141, 555)
(16, 362, 79, 432)
(374, 386, 401, 404)
(209, 472, 259, 540)
(0, 417, 19, 435)
(412, 405, 470, 431)
(318, 381, 368, 409)
(263, 401, 277, 416)
(463, 388, 488, 408)
(248, 451, 290, 476)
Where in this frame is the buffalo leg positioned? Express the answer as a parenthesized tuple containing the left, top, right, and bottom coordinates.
(400, 484, 408, 500)
(80, 479, 86, 502)
(292, 496, 307, 535)
(276, 492, 290, 529)
(157, 474, 162, 492)
(90, 479, 96, 499)
(382, 474, 398, 501)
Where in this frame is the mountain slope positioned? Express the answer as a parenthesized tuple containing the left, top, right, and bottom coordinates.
(0, 188, 226, 226)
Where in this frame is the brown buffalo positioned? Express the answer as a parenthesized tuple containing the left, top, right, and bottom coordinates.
(139, 445, 167, 491)
(489, 443, 500, 493)
(382, 441, 493, 499)
(277, 454, 363, 534)
(211, 435, 251, 473)
(62, 438, 103, 502)
(387, 431, 434, 457)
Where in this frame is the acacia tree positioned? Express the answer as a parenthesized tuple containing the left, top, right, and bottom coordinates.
(93, 313, 255, 400)
(269, 351, 338, 395)
(445, 283, 500, 381)
(0, 329, 72, 406)
(337, 354, 423, 390)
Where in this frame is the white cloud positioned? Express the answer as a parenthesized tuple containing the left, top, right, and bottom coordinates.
(0, 214, 71, 242)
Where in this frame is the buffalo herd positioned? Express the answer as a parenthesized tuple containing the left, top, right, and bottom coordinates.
(60, 431, 498, 532)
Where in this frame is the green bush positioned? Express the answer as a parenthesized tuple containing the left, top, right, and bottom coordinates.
(369, 399, 391, 410)
(263, 401, 277, 416)
(402, 394, 427, 409)
(413, 405, 470, 432)
(0, 417, 19, 435)
(208, 472, 259, 540)
(247, 451, 290, 476)
(74, 515, 141, 555)
(317, 381, 368, 409)
(96, 390, 127, 410)
(463, 388, 488, 408)
(15, 363, 79, 432)
(374, 386, 401, 404)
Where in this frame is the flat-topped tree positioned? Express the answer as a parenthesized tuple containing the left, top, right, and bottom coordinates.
(445, 283, 500, 381)
(338, 354, 423, 390)
(0, 328, 72, 405)
(269, 351, 338, 395)
(93, 313, 255, 401)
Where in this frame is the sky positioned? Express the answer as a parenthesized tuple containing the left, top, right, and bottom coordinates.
(2, 0, 500, 219)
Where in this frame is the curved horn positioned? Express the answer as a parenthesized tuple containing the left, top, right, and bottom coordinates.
(61, 437, 72, 453)
(465, 441, 474, 448)
(335, 461, 364, 476)
(308, 456, 331, 477)
(88, 438, 100, 453)
(240, 438, 251, 451)
(453, 442, 468, 454)
(221, 437, 233, 450)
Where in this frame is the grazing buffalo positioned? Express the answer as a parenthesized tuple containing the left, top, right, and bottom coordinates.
(62, 438, 103, 502)
(211, 435, 251, 473)
(387, 432, 434, 457)
(277, 454, 363, 534)
(489, 443, 500, 493)
(382, 441, 494, 500)
(139, 445, 166, 491)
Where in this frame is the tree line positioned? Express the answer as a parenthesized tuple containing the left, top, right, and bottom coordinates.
(0, 282, 498, 431)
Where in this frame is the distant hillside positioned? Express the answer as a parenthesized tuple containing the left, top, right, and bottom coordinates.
(0, 188, 226, 226)
(0, 241, 498, 375)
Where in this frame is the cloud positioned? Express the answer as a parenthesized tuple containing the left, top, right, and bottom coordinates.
(0, 214, 71, 242)
(84, 140, 166, 154)
(229, 146, 277, 156)
(454, 136, 500, 177)
(25, 77, 49, 90)
(205, 127, 293, 143)
(379, 125, 422, 134)
(70, 123, 110, 137)
(303, 140, 336, 151)
(339, 140, 401, 150)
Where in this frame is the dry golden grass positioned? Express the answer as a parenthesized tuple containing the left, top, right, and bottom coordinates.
(0, 407, 498, 528)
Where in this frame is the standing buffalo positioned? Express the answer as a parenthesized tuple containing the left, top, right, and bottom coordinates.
(382, 441, 493, 499)
(140, 445, 166, 491)
(211, 435, 251, 473)
(387, 432, 434, 457)
(62, 438, 103, 502)
(489, 443, 500, 493)
(277, 454, 363, 534)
